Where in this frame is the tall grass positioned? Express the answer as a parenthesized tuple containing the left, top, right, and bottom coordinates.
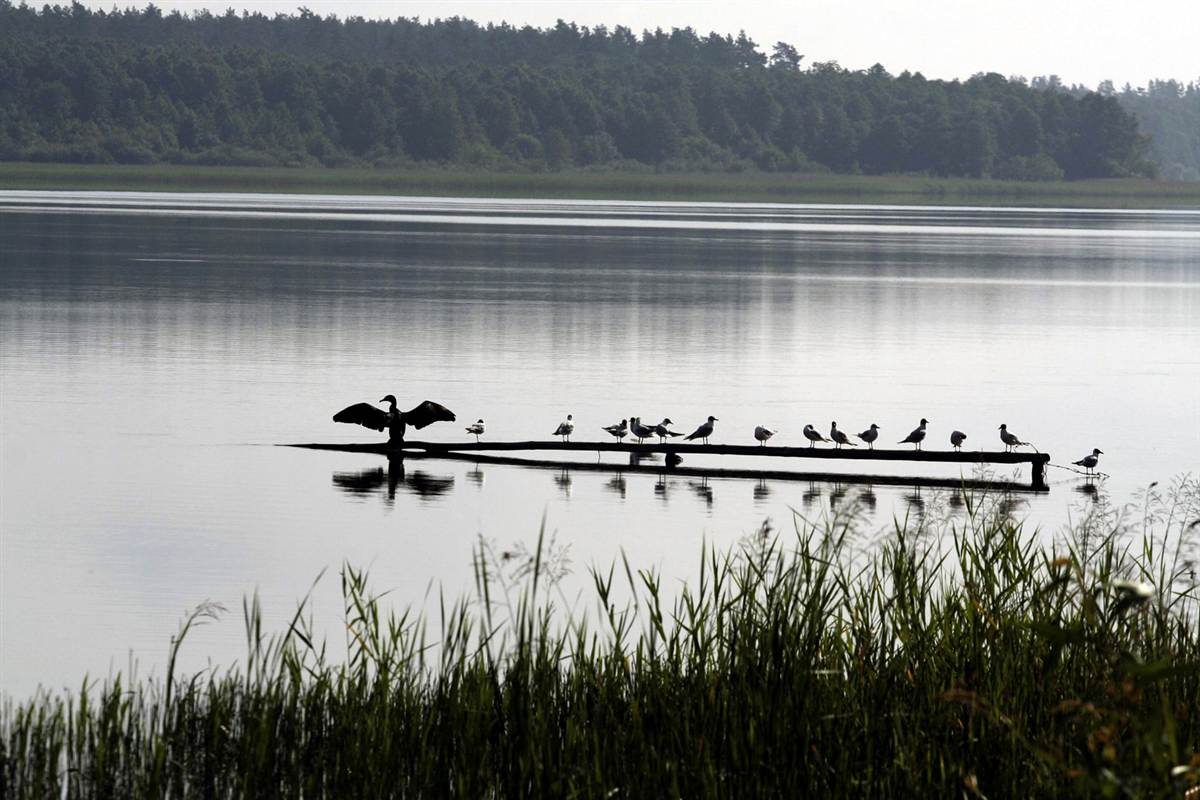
(3, 477, 1199, 797)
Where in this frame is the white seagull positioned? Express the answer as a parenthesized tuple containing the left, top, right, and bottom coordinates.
(654, 418, 684, 443)
(685, 416, 718, 445)
(950, 430, 967, 451)
(998, 424, 1027, 452)
(753, 425, 777, 446)
(803, 424, 830, 448)
(1073, 448, 1103, 475)
(465, 419, 485, 442)
(630, 416, 657, 443)
(553, 414, 575, 442)
(899, 418, 929, 450)
(602, 419, 628, 441)
(830, 421, 857, 449)
(856, 423, 880, 449)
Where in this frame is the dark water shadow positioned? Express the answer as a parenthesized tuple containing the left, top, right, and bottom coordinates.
(331, 456, 454, 505)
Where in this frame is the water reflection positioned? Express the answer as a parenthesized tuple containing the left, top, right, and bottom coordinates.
(554, 468, 573, 497)
(330, 457, 454, 504)
(753, 478, 771, 502)
(688, 476, 714, 507)
(605, 473, 628, 500)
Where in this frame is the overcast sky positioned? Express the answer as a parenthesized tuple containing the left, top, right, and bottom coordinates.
(77, 0, 1197, 88)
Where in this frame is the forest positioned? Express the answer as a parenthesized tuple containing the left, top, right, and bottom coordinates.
(0, 2, 1192, 180)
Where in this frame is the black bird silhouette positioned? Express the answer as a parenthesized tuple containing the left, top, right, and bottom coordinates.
(332, 394, 455, 442)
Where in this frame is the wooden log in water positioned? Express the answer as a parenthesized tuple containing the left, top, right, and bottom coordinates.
(285, 439, 1052, 490)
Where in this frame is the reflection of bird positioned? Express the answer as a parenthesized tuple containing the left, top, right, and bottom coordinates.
(333, 394, 456, 442)
(465, 419, 485, 442)
(754, 425, 777, 446)
(553, 414, 575, 442)
(856, 424, 880, 449)
(1073, 448, 1103, 474)
(753, 478, 771, 501)
(950, 430, 967, 451)
(904, 487, 925, 516)
(688, 477, 713, 506)
(830, 483, 849, 508)
(605, 473, 627, 499)
(1075, 481, 1099, 500)
(331, 457, 453, 504)
(685, 416, 718, 445)
(654, 418, 684, 443)
(830, 421, 857, 449)
(998, 424, 1027, 452)
(630, 417, 656, 444)
(554, 468, 573, 496)
(466, 463, 485, 486)
(602, 419, 628, 441)
(858, 485, 877, 512)
(899, 419, 928, 450)
(802, 482, 822, 507)
(803, 424, 830, 448)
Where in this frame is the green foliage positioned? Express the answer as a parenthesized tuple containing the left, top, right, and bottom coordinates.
(3, 478, 1199, 797)
(0, 2, 1158, 179)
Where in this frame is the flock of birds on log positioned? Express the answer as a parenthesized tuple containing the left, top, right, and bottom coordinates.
(332, 395, 1105, 474)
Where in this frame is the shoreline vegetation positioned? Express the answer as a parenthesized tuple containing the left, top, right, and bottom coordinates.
(3, 478, 1198, 797)
(3, 163, 1200, 208)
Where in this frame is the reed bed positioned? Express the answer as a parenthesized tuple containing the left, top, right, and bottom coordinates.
(3, 477, 1199, 798)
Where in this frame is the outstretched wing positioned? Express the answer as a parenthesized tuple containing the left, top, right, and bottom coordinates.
(403, 400, 456, 430)
(332, 402, 389, 432)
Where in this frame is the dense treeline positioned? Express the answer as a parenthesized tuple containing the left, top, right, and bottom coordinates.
(1113, 81, 1200, 181)
(0, 2, 1157, 179)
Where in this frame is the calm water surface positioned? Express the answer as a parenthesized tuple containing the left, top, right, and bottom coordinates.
(2, 192, 1198, 696)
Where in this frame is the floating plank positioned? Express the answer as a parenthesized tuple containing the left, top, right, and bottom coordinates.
(285, 439, 1051, 490)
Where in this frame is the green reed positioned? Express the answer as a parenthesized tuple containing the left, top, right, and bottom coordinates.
(4, 477, 1199, 798)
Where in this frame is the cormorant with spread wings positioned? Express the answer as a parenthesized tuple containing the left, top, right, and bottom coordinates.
(332, 394, 456, 442)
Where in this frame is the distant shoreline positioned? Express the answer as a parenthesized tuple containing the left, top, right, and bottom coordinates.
(2, 162, 1199, 209)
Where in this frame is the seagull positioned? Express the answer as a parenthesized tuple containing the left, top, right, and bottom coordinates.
(553, 414, 575, 442)
(898, 418, 928, 450)
(998, 424, 1027, 452)
(630, 416, 657, 443)
(753, 425, 776, 446)
(856, 423, 880, 449)
(1073, 448, 1103, 475)
(830, 421, 857, 449)
(685, 416, 718, 445)
(602, 419, 628, 441)
(654, 418, 684, 443)
(803, 424, 830, 448)
(333, 394, 456, 443)
(950, 430, 967, 451)
(465, 419, 485, 442)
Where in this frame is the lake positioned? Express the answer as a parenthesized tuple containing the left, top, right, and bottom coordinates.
(2, 191, 1198, 697)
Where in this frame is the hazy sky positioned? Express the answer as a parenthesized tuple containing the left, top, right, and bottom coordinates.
(77, 0, 1197, 87)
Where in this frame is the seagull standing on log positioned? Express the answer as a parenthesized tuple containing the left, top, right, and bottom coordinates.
(830, 421, 857, 449)
(803, 424, 830, 448)
(998, 424, 1028, 452)
(856, 424, 880, 449)
(553, 414, 575, 442)
(685, 416, 718, 445)
(899, 419, 928, 450)
(465, 419, 485, 443)
(602, 419, 628, 442)
(332, 394, 456, 443)
(753, 425, 776, 446)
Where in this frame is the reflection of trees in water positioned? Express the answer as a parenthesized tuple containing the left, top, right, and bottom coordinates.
(331, 458, 454, 506)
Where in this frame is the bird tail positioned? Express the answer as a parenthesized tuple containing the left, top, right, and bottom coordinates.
(666, 431, 684, 437)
